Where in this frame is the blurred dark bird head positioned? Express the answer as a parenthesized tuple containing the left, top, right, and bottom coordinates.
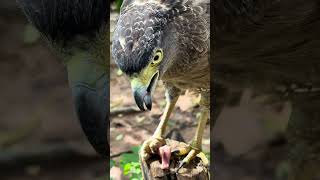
(17, 0, 109, 158)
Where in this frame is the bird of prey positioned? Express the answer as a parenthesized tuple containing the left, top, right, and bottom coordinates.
(17, 0, 109, 158)
(112, 0, 210, 169)
(214, 0, 320, 179)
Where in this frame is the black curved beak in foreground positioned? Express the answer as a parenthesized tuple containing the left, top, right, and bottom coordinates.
(16, 0, 109, 159)
(66, 54, 108, 158)
(131, 71, 159, 111)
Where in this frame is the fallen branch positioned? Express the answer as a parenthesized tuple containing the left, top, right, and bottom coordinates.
(110, 149, 133, 158)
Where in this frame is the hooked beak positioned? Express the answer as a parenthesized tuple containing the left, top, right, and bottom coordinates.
(131, 71, 159, 111)
(66, 53, 108, 158)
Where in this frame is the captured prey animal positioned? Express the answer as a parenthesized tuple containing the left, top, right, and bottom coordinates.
(112, 0, 210, 170)
(17, 0, 109, 158)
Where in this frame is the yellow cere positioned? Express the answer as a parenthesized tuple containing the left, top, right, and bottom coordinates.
(130, 49, 163, 88)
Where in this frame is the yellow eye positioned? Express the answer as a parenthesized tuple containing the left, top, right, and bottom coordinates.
(151, 49, 163, 65)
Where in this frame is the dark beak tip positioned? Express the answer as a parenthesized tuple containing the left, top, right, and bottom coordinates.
(136, 102, 145, 111)
(138, 106, 146, 111)
(133, 91, 145, 111)
(143, 94, 152, 111)
(146, 104, 152, 111)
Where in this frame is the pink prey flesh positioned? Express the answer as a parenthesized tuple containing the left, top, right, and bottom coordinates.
(159, 145, 171, 169)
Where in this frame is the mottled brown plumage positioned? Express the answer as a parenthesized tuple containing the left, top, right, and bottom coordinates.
(112, 0, 211, 174)
(112, 0, 210, 91)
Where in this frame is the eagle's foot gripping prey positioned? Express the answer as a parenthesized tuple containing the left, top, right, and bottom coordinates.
(172, 143, 209, 172)
(140, 138, 209, 172)
(140, 136, 166, 161)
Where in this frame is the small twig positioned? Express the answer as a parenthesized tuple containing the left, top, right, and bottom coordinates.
(110, 150, 133, 158)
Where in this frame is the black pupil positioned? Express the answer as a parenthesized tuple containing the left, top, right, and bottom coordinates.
(154, 55, 159, 61)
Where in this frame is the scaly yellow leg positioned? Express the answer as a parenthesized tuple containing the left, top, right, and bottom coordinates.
(176, 107, 209, 170)
(175, 92, 210, 171)
(153, 92, 179, 138)
(140, 88, 180, 160)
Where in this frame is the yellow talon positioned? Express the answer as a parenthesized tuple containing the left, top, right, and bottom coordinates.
(196, 152, 209, 166)
(171, 146, 191, 156)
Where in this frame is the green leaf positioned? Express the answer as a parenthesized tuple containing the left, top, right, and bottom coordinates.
(122, 162, 142, 179)
(131, 146, 141, 154)
(115, 0, 123, 12)
(120, 153, 139, 167)
(123, 163, 131, 175)
(118, 146, 143, 179)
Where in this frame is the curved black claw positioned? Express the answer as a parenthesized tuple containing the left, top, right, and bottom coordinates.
(174, 147, 209, 173)
(176, 161, 186, 173)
